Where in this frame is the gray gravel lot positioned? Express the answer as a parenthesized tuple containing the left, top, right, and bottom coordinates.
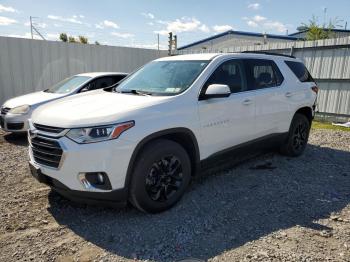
(0, 129, 349, 262)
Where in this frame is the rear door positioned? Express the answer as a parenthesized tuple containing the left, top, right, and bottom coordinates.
(244, 59, 289, 138)
(198, 59, 256, 158)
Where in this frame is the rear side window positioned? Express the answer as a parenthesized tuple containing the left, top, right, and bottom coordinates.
(245, 59, 284, 90)
(285, 61, 314, 82)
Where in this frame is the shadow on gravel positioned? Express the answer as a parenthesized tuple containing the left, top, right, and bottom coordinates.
(48, 145, 350, 262)
(3, 132, 28, 146)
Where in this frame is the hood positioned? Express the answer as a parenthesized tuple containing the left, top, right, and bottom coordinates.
(32, 90, 171, 128)
(3, 91, 64, 108)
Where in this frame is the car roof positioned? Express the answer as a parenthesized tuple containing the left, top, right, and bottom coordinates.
(156, 53, 299, 62)
(76, 72, 128, 78)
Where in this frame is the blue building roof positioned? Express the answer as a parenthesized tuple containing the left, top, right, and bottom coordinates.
(288, 28, 350, 36)
(177, 30, 300, 50)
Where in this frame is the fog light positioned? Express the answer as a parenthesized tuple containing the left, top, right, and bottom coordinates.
(78, 172, 112, 190)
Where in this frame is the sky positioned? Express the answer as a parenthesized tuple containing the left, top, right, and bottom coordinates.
(0, 0, 349, 49)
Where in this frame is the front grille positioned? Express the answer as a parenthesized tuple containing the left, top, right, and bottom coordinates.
(1, 107, 10, 115)
(30, 136, 63, 168)
(33, 123, 65, 134)
(7, 122, 24, 130)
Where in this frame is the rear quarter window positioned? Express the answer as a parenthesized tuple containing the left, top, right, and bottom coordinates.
(285, 61, 314, 82)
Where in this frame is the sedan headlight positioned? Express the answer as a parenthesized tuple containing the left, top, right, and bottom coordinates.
(9, 105, 30, 114)
(66, 121, 135, 144)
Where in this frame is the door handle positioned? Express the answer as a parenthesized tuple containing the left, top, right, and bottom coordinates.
(285, 92, 293, 97)
(242, 99, 252, 105)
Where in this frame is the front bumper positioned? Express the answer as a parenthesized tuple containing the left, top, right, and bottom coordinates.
(28, 131, 136, 205)
(29, 163, 128, 207)
(0, 112, 29, 132)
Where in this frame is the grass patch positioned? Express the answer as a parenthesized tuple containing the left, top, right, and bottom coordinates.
(312, 121, 350, 132)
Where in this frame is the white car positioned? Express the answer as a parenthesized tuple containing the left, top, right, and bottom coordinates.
(0, 72, 128, 133)
(28, 53, 318, 213)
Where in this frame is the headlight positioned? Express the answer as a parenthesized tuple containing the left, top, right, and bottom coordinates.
(9, 105, 30, 114)
(66, 121, 135, 144)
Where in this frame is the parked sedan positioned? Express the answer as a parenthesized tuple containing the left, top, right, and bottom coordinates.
(0, 72, 128, 133)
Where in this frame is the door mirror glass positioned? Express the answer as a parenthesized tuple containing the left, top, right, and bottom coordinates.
(202, 84, 231, 99)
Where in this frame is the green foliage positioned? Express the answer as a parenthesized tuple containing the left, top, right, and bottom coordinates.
(68, 36, 76, 43)
(95, 41, 100, 45)
(59, 33, 68, 42)
(312, 121, 350, 132)
(300, 16, 342, 41)
(78, 35, 88, 44)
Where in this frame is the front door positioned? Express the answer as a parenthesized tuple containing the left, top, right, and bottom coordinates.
(197, 59, 256, 159)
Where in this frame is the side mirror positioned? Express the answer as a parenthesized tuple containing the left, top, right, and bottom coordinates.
(200, 84, 231, 100)
(80, 84, 90, 93)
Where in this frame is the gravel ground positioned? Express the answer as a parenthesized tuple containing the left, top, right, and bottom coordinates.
(0, 129, 349, 262)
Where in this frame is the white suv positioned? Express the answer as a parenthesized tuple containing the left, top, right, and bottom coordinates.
(28, 53, 318, 213)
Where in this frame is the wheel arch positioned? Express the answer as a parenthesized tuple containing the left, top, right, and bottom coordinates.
(124, 128, 201, 189)
(294, 106, 313, 124)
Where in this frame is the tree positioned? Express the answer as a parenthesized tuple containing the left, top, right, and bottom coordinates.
(95, 41, 100, 45)
(59, 33, 68, 42)
(78, 35, 88, 44)
(68, 36, 76, 43)
(299, 16, 342, 41)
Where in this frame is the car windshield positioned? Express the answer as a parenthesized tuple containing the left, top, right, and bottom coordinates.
(115, 60, 209, 95)
(45, 76, 91, 94)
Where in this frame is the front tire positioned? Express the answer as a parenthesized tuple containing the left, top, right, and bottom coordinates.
(280, 113, 311, 157)
(129, 139, 191, 213)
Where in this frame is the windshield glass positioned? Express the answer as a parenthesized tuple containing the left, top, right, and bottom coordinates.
(45, 76, 91, 94)
(115, 60, 209, 95)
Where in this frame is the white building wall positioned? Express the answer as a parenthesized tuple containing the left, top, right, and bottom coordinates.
(0, 36, 167, 105)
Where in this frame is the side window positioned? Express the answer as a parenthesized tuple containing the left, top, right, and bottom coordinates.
(90, 77, 115, 90)
(205, 60, 246, 93)
(113, 75, 127, 84)
(79, 76, 117, 92)
(246, 59, 284, 90)
(285, 61, 314, 82)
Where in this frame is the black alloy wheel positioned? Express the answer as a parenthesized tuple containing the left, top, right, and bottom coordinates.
(145, 155, 184, 202)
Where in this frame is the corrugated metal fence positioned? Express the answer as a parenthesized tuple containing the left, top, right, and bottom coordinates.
(178, 37, 350, 118)
(0, 36, 167, 105)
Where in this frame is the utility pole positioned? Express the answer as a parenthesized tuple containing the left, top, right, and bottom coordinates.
(173, 35, 177, 51)
(157, 33, 159, 51)
(168, 32, 173, 56)
(30, 16, 33, 39)
(29, 16, 46, 40)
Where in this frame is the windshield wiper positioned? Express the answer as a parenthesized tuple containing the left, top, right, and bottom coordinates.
(119, 89, 153, 96)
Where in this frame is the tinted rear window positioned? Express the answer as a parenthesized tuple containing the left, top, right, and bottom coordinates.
(285, 61, 314, 82)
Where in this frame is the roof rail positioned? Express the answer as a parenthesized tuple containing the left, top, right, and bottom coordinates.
(241, 51, 296, 59)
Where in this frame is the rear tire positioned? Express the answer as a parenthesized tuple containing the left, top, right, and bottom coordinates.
(129, 139, 191, 213)
(280, 113, 311, 157)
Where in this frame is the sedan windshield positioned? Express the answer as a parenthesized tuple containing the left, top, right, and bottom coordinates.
(115, 60, 209, 95)
(45, 76, 91, 94)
